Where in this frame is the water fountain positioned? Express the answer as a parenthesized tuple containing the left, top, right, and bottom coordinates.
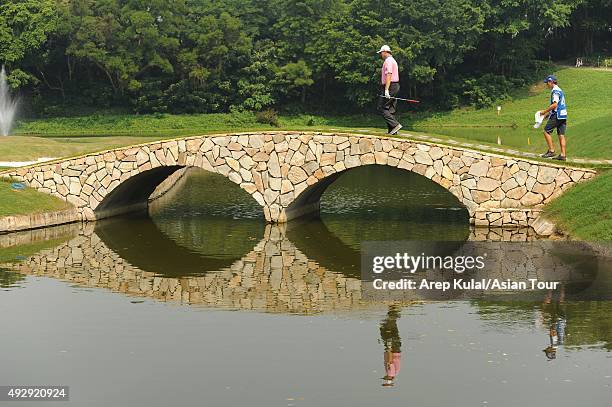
(0, 66, 18, 136)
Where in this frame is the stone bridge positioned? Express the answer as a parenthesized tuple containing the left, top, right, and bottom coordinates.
(1, 131, 597, 228)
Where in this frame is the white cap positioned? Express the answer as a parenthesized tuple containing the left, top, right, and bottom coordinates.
(377, 45, 391, 54)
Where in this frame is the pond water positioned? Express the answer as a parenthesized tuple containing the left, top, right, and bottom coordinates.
(1, 166, 610, 406)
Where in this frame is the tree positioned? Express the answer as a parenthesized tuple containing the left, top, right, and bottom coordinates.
(0, 0, 60, 88)
(0, 0, 608, 114)
(66, 0, 182, 97)
(274, 60, 314, 102)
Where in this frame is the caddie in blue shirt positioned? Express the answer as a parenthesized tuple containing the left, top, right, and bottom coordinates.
(539, 75, 568, 161)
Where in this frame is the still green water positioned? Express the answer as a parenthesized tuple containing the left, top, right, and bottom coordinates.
(0, 166, 610, 406)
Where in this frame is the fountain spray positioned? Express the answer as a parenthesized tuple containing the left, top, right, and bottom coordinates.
(0, 66, 18, 136)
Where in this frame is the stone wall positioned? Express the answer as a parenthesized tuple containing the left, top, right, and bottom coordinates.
(0, 208, 81, 234)
(2, 131, 597, 227)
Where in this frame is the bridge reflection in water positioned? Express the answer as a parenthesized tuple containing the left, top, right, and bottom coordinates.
(2, 162, 611, 407)
(1, 216, 606, 315)
(2, 166, 608, 314)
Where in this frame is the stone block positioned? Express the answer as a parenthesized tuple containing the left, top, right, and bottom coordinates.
(228, 171, 242, 184)
(514, 170, 528, 186)
(320, 153, 336, 166)
(476, 177, 499, 192)
(429, 147, 444, 160)
(252, 152, 269, 161)
(414, 150, 433, 165)
(358, 138, 374, 154)
(374, 151, 388, 164)
(361, 153, 375, 165)
(239, 155, 255, 170)
(501, 178, 518, 192)
(240, 168, 252, 182)
(569, 170, 584, 182)
(469, 160, 489, 176)
(226, 157, 240, 172)
(472, 190, 491, 204)
(532, 182, 555, 198)
(520, 192, 543, 206)
(288, 167, 308, 184)
(537, 166, 558, 184)
(290, 151, 306, 166)
(269, 177, 281, 191)
(487, 166, 503, 179)
(241, 183, 257, 194)
(506, 186, 527, 200)
(268, 152, 281, 178)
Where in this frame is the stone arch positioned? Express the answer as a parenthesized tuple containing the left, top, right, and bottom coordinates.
(95, 165, 183, 218)
(69, 137, 269, 220)
(281, 163, 469, 222)
(93, 164, 264, 220)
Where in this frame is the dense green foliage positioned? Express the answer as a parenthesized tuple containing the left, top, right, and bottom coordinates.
(0, 0, 610, 115)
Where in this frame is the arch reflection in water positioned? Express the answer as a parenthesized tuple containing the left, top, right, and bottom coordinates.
(95, 167, 267, 276)
(288, 165, 472, 277)
(3, 219, 608, 313)
(5, 222, 365, 313)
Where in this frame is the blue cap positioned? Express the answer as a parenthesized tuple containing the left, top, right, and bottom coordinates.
(544, 75, 557, 83)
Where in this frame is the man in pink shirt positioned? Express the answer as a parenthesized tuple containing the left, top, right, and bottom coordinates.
(377, 45, 402, 135)
(380, 305, 402, 387)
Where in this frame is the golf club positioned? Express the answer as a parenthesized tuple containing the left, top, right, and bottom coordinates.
(379, 95, 420, 103)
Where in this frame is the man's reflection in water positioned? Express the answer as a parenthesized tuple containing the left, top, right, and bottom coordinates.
(380, 305, 402, 387)
(541, 286, 567, 360)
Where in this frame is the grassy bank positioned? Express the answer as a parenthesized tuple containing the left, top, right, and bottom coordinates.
(14, 112, 382, 137)
(0, 179, 72, 218)
(2, 67, 609, 163)
(412, 67, 612, 159)
(543, 171, 612, 240)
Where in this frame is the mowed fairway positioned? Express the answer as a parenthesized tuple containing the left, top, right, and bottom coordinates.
(410, 68, 611, 159)
(6, 114, 380, 162)
(0, 135, 160, 162)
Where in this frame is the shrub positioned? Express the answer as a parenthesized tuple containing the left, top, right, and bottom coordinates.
(255, 109, 279, 127)
(460, 74, 515, 108)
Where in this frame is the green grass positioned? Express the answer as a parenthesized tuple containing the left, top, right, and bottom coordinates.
(543, 171, 612, 240)
(0, 179, 72, 217)
(4, 67, 608, 164)
(409, 67, 612, 159)
(0, 135, 170, 162)
(5, 112, 385, 161)
(5, 67, 610, 159)
(14, 111, 379, 137)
